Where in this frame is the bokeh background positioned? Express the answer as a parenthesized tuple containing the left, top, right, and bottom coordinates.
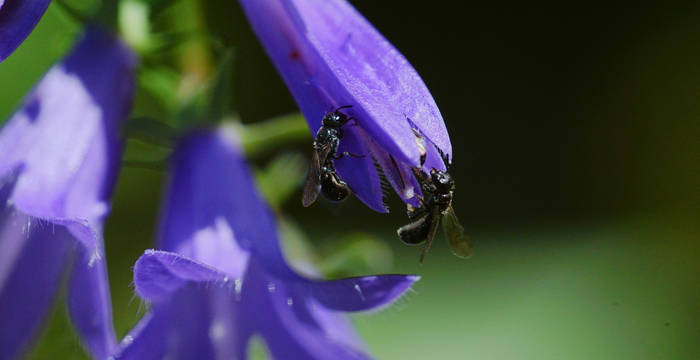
(0, 1, 698, 359)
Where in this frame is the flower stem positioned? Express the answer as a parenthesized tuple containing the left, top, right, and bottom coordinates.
(234, 113, 310, 157)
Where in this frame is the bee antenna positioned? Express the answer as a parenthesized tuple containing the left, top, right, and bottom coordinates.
(334, 104, 353, 112)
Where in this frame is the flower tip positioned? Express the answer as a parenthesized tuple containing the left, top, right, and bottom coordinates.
(407, 274, 421, 283)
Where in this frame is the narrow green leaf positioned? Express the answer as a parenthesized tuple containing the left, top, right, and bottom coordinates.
(124, 117, 178, 148)
(205, 49, 235, 120)
(137, 67, 180, 111)
(236, 113, 310, 157)
(122, 159, 167, 172)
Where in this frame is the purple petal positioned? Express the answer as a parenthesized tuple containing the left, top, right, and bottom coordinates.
(239, 0, 451, 167)
(123, 128, 420, 359)
(133, 250, 228, 302)
(334, 126, 387, 212)
(133, 255, 372, 359)
(237, 0, 331, 136)
(304, 274, 419, 312)
(363, 133, 422, 208)
(0, 0, 51, 62)
(0, 27, 135, 255)
(293, 0, 451, 159)
(67, 249, 117, 359)
(112, 312, 170, 359)
(240, 261, 371, 360)
(421, 140, 448, 173)
(129, 253, 244, 359)
(117, 286, 231, 360)
(0, 27, 135, 358)
(156, 287, 220, 360)
(160, 129, 297, 281)
(0, 209, 73, 360)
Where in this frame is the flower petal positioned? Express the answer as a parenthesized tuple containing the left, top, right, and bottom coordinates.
(67, 248, 118, 359)
(305, 274, 419, 312)
(0, 27, 135, 255)
(237, 0, 331, 135)
(0, 0, 51, 62)
(364, 133, 422, 208)
(129, 254, 245, 359)
(112, 312, 170, 359)
(240, 261, 371, 360)
(124, 128, 419, 359)
(334, 126, 387, 212)
(0, 208, 73, 359)
(239, 0, 451, 168)
(290, 0, 451, 159)
(133, 250, 228, 302)
(160, 129, 298, 281)
(116, 286, 230, 360)
(0, 27, 134, 359)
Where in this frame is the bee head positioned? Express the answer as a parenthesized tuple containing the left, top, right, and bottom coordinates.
(430, 169, 454, 192)
(322, 110, 349, 128)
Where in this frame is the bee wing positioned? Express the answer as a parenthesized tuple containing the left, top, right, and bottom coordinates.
(442, 205, 472, 258)
(302, 144, 332, 207)
(419, 206, 441, 263)
(316, 142, 333, 166)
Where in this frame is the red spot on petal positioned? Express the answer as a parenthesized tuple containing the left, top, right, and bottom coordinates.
(289, 50, 300, 60)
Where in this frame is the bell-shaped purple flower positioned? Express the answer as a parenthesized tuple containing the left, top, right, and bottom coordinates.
(0, 27, 135, 359)
(115, 129, 418, 359)
(239, 0, 451, 212)
(0, 0, 51, 62)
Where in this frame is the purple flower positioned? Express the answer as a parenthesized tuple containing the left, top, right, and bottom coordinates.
(0, 28, 135, 359)
(115, 129, 418, 359)
(239, 0, 451, 212)
(0, 0, 51, 62)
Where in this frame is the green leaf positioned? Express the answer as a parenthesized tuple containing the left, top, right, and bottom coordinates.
(54, 0, 98, 24)
(255, 152, 306, 209)
(94, 0, 120, 29)
(137, 67, 180, 112)
(122, 138, 171, 172)
(205, 48, 235, 120)
(122, 159, 168, 172)
(236, 112, 310, 157)
(124, 117, 178, 148)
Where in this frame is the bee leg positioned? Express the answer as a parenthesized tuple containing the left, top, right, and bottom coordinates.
(334, 151, 365, 159)
(407, 202, 426, 220)
(435, 145, 451, 169)
(416, 195, 426, 208)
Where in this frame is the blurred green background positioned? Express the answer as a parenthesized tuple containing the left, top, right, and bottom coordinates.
(0, 1, 698, 359)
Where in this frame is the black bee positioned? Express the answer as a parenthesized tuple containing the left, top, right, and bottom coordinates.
(319, 159, 350, 202)
(397, 150, 472, 263)
(302, 105, 357, 207)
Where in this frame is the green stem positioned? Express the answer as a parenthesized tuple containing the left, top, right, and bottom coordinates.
(94, 0, 120, 30)
(54, 0, 92, 24)
(235, 113, 310, 157)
